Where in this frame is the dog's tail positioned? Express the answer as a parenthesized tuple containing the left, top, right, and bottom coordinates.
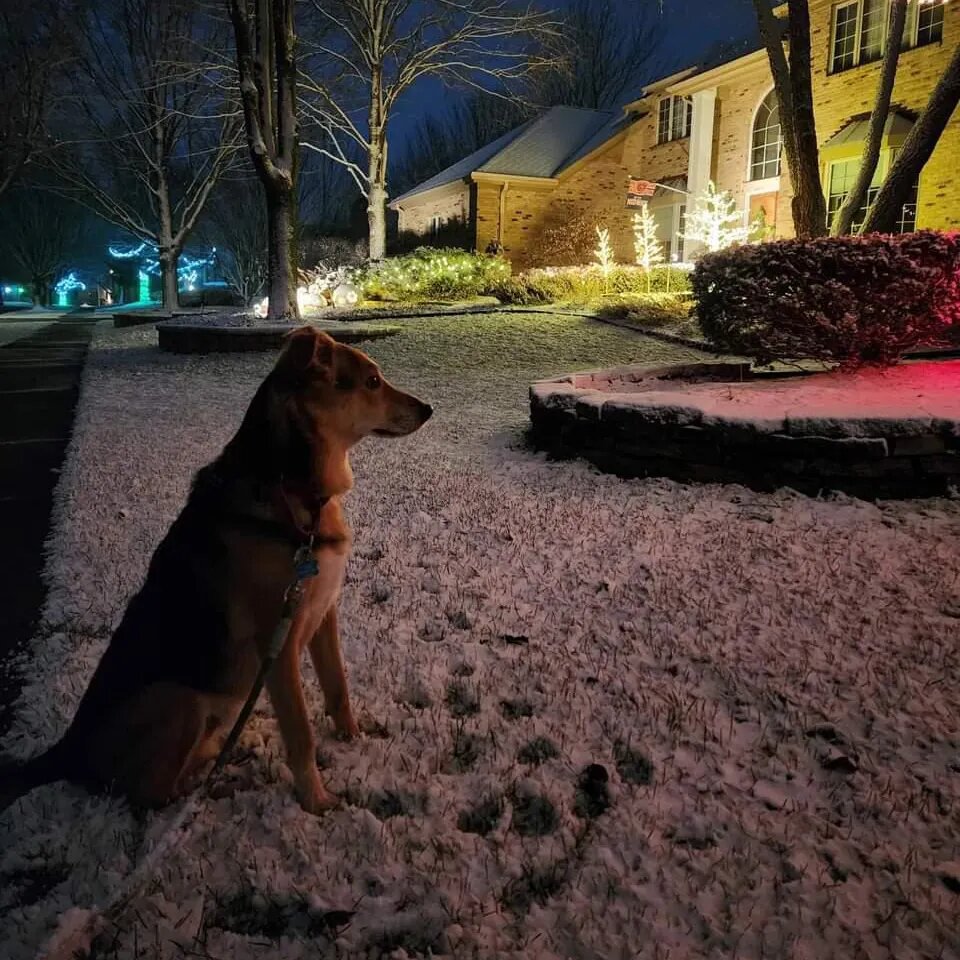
(0, 742, 69, 813)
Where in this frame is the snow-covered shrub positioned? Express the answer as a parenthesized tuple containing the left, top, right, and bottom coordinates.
(357, 247, 510, 302)
(693, 231, 960, 367)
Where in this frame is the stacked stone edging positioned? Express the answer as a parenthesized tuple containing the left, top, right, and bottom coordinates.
(529, 362, 960, 498)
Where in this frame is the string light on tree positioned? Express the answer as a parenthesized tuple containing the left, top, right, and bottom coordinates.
(632, 203, 665, 292)
(682, 181, 750, 254)
(107, 242, 215, 290)
(54, 272, 86, 307)
(594, 225, 614, 290)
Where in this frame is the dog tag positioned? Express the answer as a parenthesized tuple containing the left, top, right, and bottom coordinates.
(294, 545, 319, 580)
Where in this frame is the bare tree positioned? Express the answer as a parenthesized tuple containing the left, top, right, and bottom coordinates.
(203, 173, 268, 305)
(46, 0, 240, 310)
(393, 90, 531, 195)
(299, 0, 556, 260)
(227, 0, 300, 320)
(831, 0, 908, 236)
(0, 187, 82, 306)
(752, 0, 827, 238)
(533, 0, 659, 109)
(863, 37, 960, 233)
(0, 6, 73, 200)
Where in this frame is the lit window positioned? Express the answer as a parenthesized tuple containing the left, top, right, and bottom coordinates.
(657, 96, 692, 144)
(831, 0, 945, 73)
(750, 90, 782, 180)
(826, 157, 918, 233)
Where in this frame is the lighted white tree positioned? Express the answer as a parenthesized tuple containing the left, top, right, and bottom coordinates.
(632, 204, 664, 292)
(682, 181, 750, 254)
(594, 225, 614, 288)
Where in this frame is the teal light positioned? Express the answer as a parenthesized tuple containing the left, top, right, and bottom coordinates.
(138, 269, 150, 302)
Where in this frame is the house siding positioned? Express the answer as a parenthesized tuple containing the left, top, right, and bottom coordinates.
(395, 181, 473, 239)
(810, 0, 960, 231)
(396, 0, 959, 266)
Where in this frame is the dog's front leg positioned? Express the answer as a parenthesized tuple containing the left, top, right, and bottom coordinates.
(266, 634, 337, 814)
(308, 606, 359, 739)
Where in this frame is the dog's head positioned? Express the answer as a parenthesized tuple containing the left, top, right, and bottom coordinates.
(274, 326, 433, 442)
(227, 326, 432, 502)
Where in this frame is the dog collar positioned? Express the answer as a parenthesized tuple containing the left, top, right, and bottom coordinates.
(220, 508, 329, 547)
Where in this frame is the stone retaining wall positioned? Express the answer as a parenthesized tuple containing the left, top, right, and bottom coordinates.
(530, 362, 960, 499)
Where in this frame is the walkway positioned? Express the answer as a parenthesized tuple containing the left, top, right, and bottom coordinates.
(0, 316, 98, 736)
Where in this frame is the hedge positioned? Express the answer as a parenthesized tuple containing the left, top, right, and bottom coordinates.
(692, 231, 960, 367)
(490, 265, 692, 305)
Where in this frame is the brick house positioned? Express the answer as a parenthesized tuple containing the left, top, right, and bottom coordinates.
(390, 0, 958, 269)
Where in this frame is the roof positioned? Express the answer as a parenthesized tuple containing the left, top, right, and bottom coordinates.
(391, 106, 619, 205)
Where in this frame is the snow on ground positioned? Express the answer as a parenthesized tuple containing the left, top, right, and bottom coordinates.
(1, 313, 959, 960)
(572, 359, 960, 433)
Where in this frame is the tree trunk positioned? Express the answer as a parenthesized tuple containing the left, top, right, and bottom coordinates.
(267, 186, 298, 319)
(367, 67, 387, 261)
(753, 0, 827, 239)
(368, 180, 387, 262)
(862, 39, 960, 234)
(786, 0, 827, 238)
(832, 0, 907, 236)
(159, 248, 180, 311)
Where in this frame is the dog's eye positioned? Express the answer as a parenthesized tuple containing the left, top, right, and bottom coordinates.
(366, 374, 381, 390)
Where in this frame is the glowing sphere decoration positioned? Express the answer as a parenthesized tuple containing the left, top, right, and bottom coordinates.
(332, 282, 360, 308)
(296, 283, 325, 314)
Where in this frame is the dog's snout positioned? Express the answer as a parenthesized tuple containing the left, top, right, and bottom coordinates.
(420, 401, 434, 422)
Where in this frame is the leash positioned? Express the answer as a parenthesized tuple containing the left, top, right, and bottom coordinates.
(40, 537, 321, 960)
(206, 535, 318, 784)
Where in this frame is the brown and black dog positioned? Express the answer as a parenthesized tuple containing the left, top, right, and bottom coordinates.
(0, 326, 431, 815)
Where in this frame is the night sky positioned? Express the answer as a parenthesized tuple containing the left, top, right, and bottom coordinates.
(388, 0, 760, 141)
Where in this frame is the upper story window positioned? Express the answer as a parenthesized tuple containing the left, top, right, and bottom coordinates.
(830, 0, 945, 73)
(657, 95, 692, 144)
(750, 89, 782, 180)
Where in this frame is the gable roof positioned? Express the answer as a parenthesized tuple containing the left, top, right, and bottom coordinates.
(391, 106, 619, 205)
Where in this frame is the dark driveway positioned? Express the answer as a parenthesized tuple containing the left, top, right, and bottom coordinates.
(0, 316, 97, 736)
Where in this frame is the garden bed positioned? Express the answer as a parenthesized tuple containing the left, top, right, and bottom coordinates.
(530, 359, 960, 498)
(156, 319, 401, 353)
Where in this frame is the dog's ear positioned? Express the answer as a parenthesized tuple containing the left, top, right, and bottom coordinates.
(276, 326, 335, 382)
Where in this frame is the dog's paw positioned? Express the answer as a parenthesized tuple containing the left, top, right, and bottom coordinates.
(332, 710, 360, 741)
(295, 771, 339, 815)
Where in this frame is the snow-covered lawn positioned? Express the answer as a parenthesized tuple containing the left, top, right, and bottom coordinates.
(2, 312, 959, 959)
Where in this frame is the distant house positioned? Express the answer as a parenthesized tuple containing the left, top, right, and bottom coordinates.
(391, 0, 958, 268)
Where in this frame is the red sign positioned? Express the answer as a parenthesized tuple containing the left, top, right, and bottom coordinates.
(627, 178, 656, 197)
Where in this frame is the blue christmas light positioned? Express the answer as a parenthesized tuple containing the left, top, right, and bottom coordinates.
(54, 272, 86, 307)
(108, 242, 215, 291)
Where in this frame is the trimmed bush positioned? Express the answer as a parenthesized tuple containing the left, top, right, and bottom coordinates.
(594, 295, 693, 327)
(693, 231, 960, 367)
(357, 247, 510, 302)
(489, 264, 691, 305)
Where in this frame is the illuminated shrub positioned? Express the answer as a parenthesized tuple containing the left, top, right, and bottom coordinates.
(489, 265, 691, 304)
(357, 247, 510, 302)
(693, 231, 960, 367)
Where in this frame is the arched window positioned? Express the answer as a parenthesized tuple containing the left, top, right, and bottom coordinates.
(750, 90, 781, 181)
